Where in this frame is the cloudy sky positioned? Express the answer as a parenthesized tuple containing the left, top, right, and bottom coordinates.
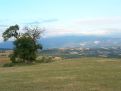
(0, 0, 121, 40)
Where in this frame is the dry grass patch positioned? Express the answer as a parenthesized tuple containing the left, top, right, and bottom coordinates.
(0, 58, 10, 63)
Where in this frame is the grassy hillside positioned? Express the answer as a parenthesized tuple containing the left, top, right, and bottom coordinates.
(0, 57, 121, 91)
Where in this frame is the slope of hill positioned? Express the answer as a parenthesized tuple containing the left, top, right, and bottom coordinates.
(1, 58, 121, 91)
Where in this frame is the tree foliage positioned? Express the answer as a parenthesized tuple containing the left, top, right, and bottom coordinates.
(2, 24, 20, 41)
(2, 25, 43, 63)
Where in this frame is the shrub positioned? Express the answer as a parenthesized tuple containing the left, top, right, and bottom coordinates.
(36, 56, 44, 63)
(3, 63, 15, 67)
(53, 57, 62, 61)
(36, 56, 55, 63)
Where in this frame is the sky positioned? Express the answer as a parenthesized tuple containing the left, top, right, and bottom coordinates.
(0, 0, 121, 41)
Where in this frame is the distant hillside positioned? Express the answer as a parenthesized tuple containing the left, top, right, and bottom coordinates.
(1, 35, 121, 49)
(40, 35, 121, 49)
(0, 41, 14, 49)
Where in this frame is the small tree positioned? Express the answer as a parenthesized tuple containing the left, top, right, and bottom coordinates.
(2, 25, 43, 63)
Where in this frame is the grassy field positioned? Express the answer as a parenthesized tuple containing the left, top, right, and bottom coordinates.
(0, 57, 121, 91)
(0, 58, 10, 66)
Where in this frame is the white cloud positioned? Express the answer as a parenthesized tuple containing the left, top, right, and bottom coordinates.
(43, 27, 109, 38)
(76, 17, 121, 25)
(80, 43, 86, 46)
(42, 16, 121, 37)
(0, 35, 3, 42)
(1, 16, 121, 40)
(94, 41, 100, 45)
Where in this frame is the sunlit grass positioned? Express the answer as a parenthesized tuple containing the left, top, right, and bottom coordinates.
(0, 57, 121, 91)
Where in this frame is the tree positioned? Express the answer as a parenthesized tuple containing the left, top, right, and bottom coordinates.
(13, 36, 39, 63)
(2, 25, 43, 63)
(2, 24, 20, 41)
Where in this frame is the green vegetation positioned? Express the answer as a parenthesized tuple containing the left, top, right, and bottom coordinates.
(3, 62, 15, 67)
(2, 25, 43, 63)
(0, 57, 121, 91)
(36, 56, 56, 63)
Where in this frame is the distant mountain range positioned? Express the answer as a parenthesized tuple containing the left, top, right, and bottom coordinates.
(1, 35, 121, 49)
(0, 41, 14, 49)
